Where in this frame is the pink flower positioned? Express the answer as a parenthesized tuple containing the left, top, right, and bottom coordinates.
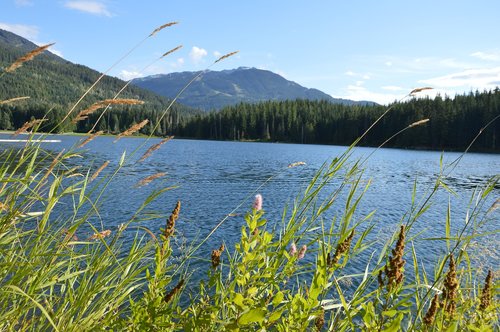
(297, 245, 307, 259)
(253, 194, 263, 211)
(289, 242, 297, 256)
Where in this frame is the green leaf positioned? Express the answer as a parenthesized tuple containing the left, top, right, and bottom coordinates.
(233, 293, 246, 309)
(272, 291, 284, 306)
(446, 321, 459, 332)
(383, 313, 403, 332)
(238, 308, 266, 326)
(382, 310, 399, 318)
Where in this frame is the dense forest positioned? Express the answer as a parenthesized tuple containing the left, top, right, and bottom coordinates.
(175, 89, 500, 152)
(0, 29, 196, 134)
(1, 88, 499, 152)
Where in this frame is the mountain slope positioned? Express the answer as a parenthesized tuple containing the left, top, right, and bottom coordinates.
(0, 28, 196, 131)
(133, 67, 374, 110)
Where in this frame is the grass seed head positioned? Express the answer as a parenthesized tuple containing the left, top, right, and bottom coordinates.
(386, 225, 406, 290)
(479, 269, 493, 311)
(441, 254, 459, 316)
(150, 22, 179, 37)
(90, 160, 109, 182)
(423, 294, 440, 326)
(164, 201, 181, 239)
(330, 229, 355, 266)
(5, 43, 55, 73)
(164, 279, 184, 303)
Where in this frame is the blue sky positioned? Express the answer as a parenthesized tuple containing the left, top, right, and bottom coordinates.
(2, 0, 500, 104)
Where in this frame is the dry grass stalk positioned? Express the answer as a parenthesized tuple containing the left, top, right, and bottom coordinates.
(328, 230, 355, 267)
(288, 161, 306, 168)
(408, 118, 430, 128)
(385, 225, 406, 290)
(0, 96, 30, 105)
(441, 254, 458, 316)
(139, 136, 174, 162)
(74, 99, 143, 123)
(479, 270, 493, 311)
(90, 160, 109, 182)
(487, 198, 500, 214)
(164, 201, 181, 239)
(161, 45, 183, 59)
(214, 51, 239, 64)
(114, 119, 149, 142)
(136, 172, 167, 187)
(423, 294, 440, 326)
(149, 22, 179, 37)
(410, 87, 433, 96)
(13, 119, 47, 136)
(89, 229, 111, 240)
(211, 243, 225, 269)
(5, 43, 55, 73)
(40, 150, 64, 184)
(78, 131, 104, 148)
(164, 279, 184, 303)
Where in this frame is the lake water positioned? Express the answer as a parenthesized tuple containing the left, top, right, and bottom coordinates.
(1, 134, 498, 278)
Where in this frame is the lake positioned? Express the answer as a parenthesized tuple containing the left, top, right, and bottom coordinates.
(1, 134, 498, 278)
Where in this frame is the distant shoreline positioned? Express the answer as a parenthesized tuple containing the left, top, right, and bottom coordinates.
(1, 130, 498, 154)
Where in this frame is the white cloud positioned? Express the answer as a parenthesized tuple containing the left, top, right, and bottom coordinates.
(345, 70, 371, 80)
(167, 57, 185, 70)
(64, 1, 112, 17)
(213, 51, 222, 59)
(0, 22, 39, 40)
(419, 67, 500, 89)
(470, 51, 500, 62)
(119, 70, 142, 81)
(385, 61, 393, 67)
(15, 0, 33, 6)
(382, 85, 405, 91)
(334, 84, 404, 105)
(48, 48, 63, 57)
(189, 46, 207, 64)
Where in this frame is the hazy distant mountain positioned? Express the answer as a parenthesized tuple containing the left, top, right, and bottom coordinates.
(133, 67, 374, 110)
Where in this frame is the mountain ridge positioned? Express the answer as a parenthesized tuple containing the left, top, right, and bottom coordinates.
(133, 67, 375, 110)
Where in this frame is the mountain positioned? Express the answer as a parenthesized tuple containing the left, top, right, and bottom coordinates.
(0, 29, 196, 132)
(133, 67, 374, 111)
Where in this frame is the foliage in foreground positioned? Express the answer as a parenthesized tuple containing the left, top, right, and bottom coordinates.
(0, 24, 498, 331)
(0, 136, 497, 331)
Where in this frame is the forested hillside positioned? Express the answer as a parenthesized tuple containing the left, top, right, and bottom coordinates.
(175, 89, 500, 152)
(0, 29, 196, 134)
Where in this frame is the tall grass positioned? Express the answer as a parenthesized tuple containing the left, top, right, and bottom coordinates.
(0, 24, 498, 331)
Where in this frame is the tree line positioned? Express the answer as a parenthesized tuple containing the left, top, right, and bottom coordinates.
(175, 89, 500, 152)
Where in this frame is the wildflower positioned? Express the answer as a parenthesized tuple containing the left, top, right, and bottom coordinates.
(253, 194, 263, 211)
(89, 229, 111, 240)
(423, 294, 439, 326)
(479, 270, 493, 311)
(289, 242, 297, 256)
(297, 245, 307, 259)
